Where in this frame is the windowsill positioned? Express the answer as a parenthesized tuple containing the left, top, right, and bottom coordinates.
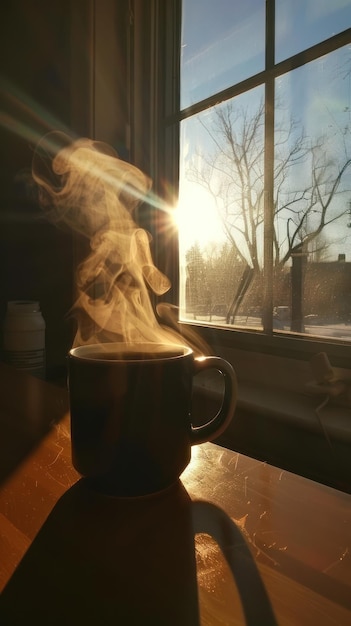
(216, 342, 349, 413)
(236, 380, 351, 444)
(192, 347, 351, 493)
(194, 377, 351, 444)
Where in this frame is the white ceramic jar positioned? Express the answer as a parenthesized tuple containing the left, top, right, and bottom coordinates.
(3, 300, 46, 379)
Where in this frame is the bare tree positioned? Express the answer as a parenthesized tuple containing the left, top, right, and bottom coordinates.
(185, 241, 243, 318)
(187, 99, 351, 272)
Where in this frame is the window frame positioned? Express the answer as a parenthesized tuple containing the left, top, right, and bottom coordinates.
(130, 0, 351, 372)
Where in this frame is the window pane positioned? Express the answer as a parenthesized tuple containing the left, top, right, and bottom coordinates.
(276, 0, 351, 63)
(274, 45, 351, 339)
(178, 87, 264, 329)
(181, 0, 265, 109)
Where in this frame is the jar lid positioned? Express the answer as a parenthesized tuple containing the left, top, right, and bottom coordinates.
(7, 300, 40, 314)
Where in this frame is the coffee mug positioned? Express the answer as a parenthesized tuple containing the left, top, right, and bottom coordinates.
(68, 342, 237, 495)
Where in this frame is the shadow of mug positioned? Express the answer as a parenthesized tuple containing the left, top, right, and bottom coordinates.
(0, 480, 199, 625)
(68, 342, 238, 496)
(0, 480, 277, 625)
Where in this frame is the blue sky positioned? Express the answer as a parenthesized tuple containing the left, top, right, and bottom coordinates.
(181, 0, 351, 108)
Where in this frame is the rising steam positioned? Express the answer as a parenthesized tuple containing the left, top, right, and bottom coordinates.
(31, 132, 187, 349)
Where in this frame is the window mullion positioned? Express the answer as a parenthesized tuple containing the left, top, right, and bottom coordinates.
(262, 0, 275, 333)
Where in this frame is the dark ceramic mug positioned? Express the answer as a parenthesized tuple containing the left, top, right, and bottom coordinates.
(68, 342, 237, 495)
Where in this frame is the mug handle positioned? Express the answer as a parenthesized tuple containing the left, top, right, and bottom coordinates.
(190, 356, 238, 445)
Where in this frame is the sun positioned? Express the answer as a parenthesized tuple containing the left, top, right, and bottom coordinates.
(174, 183, 225, 251)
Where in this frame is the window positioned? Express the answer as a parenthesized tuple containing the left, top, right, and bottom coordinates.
(127, 1, 351, 371)
(164, 0, 351, 367)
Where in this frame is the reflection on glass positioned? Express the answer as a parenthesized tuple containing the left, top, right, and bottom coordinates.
(276, 0, 351, 63)
(181, 0, 265, 109)
(274, 46, 351, 339)
(178, 87, 264, 329)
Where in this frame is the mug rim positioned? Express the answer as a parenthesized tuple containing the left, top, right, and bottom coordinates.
(69, 342, 193, 363)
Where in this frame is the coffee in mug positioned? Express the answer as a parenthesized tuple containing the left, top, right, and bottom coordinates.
(68, 342, 237, 495)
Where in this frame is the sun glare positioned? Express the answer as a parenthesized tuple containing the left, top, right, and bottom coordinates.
(175, 184, 224, 251)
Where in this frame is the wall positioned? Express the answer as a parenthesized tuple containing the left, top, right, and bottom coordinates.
(0, 1, 75, 375)
(0, 0, 129, 377)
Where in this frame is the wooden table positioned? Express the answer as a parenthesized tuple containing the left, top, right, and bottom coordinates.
(0, 364, 350, 625)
